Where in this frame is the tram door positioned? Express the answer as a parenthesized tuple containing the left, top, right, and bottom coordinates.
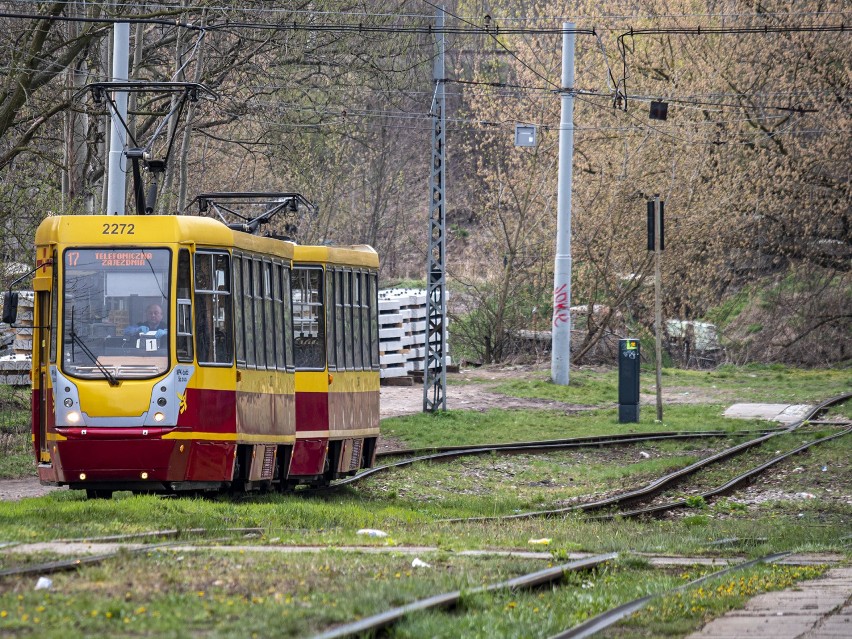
(290, 266, 329, 476)
(35, 289, 51, 462)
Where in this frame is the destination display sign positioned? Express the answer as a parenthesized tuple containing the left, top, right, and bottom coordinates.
(67, 251, 154, 268)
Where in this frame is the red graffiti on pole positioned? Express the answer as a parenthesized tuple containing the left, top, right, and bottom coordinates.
(553, 284, 569, 327)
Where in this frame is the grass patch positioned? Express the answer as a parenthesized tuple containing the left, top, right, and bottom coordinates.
(381, 405, 764, 450)
(484, 364, 850, 406)
(606, 563, 828, 638)
(0, 385, 33, 478)
(493, 369, 617, 406)
(0, 549, 827, 639)
(0, 366, 848, 636)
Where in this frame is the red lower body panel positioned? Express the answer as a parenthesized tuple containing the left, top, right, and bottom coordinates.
(289, 438, 327, 476)
(46, 434, 235, 486)
(292, 390, 329, 476)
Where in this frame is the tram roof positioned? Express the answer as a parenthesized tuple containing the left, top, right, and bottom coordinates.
(34, 215, 295, 260)
(34, 216, 376, 267)
(292, 244, 379, 269)
(36, 215, 232, 246)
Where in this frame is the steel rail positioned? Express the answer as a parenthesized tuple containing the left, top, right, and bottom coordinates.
(311, 552, 617, 639)
(550, 552, 791, 639)
(592, 426, 852, 520)
(330, 430, 776, 490)
(374, 428, 783, 459)
(441, 392, 851, 523)
(0, 541, 179, 579)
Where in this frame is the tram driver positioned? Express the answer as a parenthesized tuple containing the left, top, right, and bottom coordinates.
(124, 303, 167, 338)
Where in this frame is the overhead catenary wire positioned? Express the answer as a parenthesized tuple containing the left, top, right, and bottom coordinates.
(5, 0, 848, 21)
(615, 24, 851, 111)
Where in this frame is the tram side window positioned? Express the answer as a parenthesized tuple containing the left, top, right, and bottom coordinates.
(370, 272, 379, 369)
(252, 258, 266, 369)
(343, 270, 353, 369)
(273, 263, 285, 370)
(233, 256, 245, 365)
(360, 271, 371, 369)
(281, 265, 294, 370)
(291, 267, 325, 370)
(243, 258, 256, 367)
(335, 270, 345, 369)
(352, 271, 363, 370)
(325, 269, 336, 370)
(194, 252, 233, 366)
(263, 261, 275, 369)
(176, 249, 193, 363)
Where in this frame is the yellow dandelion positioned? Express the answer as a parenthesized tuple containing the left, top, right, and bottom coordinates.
(0, 611, 6, 618)
(105, 612, 112, 619)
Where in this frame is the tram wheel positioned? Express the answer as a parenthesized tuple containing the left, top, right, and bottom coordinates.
(85, 489, 113, 500)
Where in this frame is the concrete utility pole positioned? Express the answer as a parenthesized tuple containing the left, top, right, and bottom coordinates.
(653, 194, 664, 421)
(423, 6, 448, 412)
(551, 22, 576, 386)
(106, 22, 129, 215)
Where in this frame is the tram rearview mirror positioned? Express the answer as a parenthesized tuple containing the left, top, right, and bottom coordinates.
(2, 291, 18, 325)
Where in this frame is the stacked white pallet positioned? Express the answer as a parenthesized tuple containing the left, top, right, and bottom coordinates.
(377, 289, 414, 378)
(378, 289, 450, 378)
(401, 293, 428, 373)
(0, 291, 33, 386)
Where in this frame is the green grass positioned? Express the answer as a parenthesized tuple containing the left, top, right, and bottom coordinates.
(489, 365, 851, 406)
(381, 405, 765, 450)
(0, 367, 849, 637)
(0, 385, 32, 478)
(0, 549, 829, 639)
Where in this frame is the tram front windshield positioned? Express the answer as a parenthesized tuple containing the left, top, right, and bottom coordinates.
(62, 248, 171, 379)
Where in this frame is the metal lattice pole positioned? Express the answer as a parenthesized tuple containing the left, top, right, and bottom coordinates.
(424, 6, 447, 412)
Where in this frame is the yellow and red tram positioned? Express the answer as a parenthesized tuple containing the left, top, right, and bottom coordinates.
(20, 214, 379, 498)
(290, 245, 381, 481)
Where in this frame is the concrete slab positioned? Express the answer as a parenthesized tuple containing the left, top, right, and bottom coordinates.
(724, 403, 813, 424)
(690, 614, 821, 637)
(804, 613, 852, 638)
(687, 568, 852, 639)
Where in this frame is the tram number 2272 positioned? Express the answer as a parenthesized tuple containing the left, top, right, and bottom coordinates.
(102, 223, 136, 235)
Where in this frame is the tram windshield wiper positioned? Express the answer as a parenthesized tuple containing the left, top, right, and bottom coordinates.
(69, 308, 119, 387)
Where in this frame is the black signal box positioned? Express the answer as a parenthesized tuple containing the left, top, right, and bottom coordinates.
(618, 338, 640, 423)
(647, 200, 665, 251)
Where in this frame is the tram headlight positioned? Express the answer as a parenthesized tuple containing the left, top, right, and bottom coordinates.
(63, 398, 73, 408)
(157, 397, 167, 407)
(153, 412, 165, 422)
(67, 411, 81, 423)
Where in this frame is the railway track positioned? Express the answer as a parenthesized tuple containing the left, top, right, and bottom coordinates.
(330, 428, 781, 490)
(308, 551, 797, 639)
(549, 552, 792, 639)
(435, 392, 851, 523)
(0, 393, 845, 634)
(311, 553, 618, 639)
(372, 428, 785, 460)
